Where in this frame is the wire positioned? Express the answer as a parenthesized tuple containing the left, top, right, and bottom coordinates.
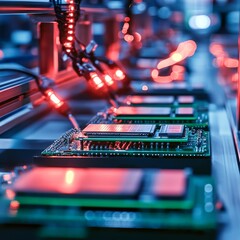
(52, 0, 81, 56)
(0, 66, 43, 91)
(0, 66, 79, 129)
(68, 113, 79, 129)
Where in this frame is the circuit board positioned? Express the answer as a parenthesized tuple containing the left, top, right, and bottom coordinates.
(90, 105, 209, 127)
(0, 167, 216, 240)
(41, 124, 210, 158)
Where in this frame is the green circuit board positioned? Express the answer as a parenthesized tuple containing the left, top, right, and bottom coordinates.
(41, 124, 210, 157)
(0, 168, 216, 240)
(90, 104, 209, 127)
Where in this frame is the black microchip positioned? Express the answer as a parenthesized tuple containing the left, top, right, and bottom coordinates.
(175, 107, 194, 117)
(115, 106, 171, 117)
(159, 124, 185, 137)
(82, 124, 156, 137)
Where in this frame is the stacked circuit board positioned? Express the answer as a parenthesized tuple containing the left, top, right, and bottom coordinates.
(0, 93, 216, 240)
(40, 95, 211, 173)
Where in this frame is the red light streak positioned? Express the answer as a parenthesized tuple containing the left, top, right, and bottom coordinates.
(157, 40, 197, 70)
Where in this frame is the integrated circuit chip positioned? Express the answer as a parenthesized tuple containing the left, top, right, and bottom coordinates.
(128, 95, 175, 105)
(177, 96, 195, 104)
(115, 106, 172, 117)
(175, 107, 194, 116)
(159, 124, 185, 137)
(13, 167, 143, 198)
(82, 124, 156, 137)
(152, 170, 187, 199)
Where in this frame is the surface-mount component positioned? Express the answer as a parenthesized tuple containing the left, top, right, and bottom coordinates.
(82, 124, 156, 137)
(159, 124, 185, 137)
(176, 107, 195, 117)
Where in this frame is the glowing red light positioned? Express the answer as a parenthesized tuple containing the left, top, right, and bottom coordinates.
(90, 73, 105, 89)
(67, 36, 73, 41)
(172, 65, 185, 73)
(231, 73, 238, 82)
(5, 189, 15, 200)
(209, 43, 225, 57)
(157, 40, 197, 70)
(170, 52, 183, 62)
(224, 58, 239, 68)
(65, 170, 74, 185)
(151, 69, 173, 83)
(134, 32, 142, 42)
(151, 69, 159, 78)
(142, 85, 148, 91)
(124, 17, 130, 22)
(10, 200, 20, 211)
(46, 90, 64, 108)
(122, 22, 129, 34)
(114, 69, 125, 81)
(124, 34, 134, 43)
(104, 74, 114, 86)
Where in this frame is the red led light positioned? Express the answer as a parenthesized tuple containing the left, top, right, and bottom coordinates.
(124, 34, 134, 43)
(114, 69, 125, 81)
(134, 32, 142, 42)
(90, 73, 105, 90)
(46, 90, 64, 108)
(224, 58, 239, 68)
(124, 17, 130, 22)
(67, 36, 73, 41)
(104, 74, 114, 86)
(10, 200, 20, 211)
